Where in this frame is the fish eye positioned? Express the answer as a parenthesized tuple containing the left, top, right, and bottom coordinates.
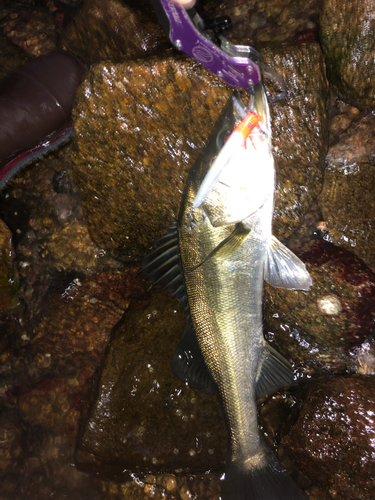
(216, 129, 231, 150)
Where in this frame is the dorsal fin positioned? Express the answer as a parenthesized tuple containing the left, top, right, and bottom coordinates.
(142, 224, 189, 314)
(142, 225, 215, 394)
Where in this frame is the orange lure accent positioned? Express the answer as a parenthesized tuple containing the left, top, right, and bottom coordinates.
(235, 111, 262, 140)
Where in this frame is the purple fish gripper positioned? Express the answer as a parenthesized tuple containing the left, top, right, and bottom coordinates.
(153, 0, 262, 90)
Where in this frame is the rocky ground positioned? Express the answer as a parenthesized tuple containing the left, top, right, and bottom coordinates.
(0, 0, 374, 499)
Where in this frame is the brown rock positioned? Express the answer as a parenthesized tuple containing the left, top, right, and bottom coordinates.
(77, 286, 227, 479)
(0, 219, 20, 313)
(0, 33, 29, 79)
(354, 342, 375, 376)
(328, 99, 361, 139)
(0, 2, 57, 57)
(319, 111, 375, 273)
(204, 0, 321, 44)
(262, 43, 328, 240)
(5, 431, 104, 500)
(0, 269, 144, 394)
(0, 413, 23, 475)
(31, 268, 143, 377)
(0, 142, 119, 319)
(59, 0, 168, 65)
(281, 376, 375, 500)
(264, 240, 375, 376)
(99, 472, 222, 500)
(18, 376, 82, 436)
(72, 43, 328, 258)
(71, 54, 232, 259)
(320, 0, 375, 109)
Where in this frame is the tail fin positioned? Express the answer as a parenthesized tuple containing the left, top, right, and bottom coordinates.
(221, 452, 307, 500)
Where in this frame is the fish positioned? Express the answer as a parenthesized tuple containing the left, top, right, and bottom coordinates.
(142, 85, 311, 500)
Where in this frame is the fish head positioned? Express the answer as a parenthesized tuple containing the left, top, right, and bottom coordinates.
(201, 110, 275, 228)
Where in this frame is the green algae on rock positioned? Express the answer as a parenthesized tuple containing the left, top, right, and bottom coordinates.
(320, 0, 375, 109)
(262, 43, 329, 240)
(264, 240, 375, 377)
(77, 286, 227, 479)
(71, 54, 233, 260)
(281, 376, 375, 500)
(59, 0, 168, 65)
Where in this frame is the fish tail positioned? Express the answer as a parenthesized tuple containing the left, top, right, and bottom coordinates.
(221, 452, 308, 500)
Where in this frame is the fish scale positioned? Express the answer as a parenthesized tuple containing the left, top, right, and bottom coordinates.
(179, 195, 269, 465)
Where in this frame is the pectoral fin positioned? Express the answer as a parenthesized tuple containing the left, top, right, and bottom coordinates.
(192, 223, 250, 271)
(256, 342, 295, 399)
(264, 236, 312, 290)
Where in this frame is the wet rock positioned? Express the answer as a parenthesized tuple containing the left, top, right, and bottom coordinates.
(259, 392, 296, 453)
(18, 376, 82, 436)
(0, 143, 118, 318)
(281, 375, 375, 500)
(0, 219, 20, 313)
(258, 391, 315, 495)
(0, 406, 23, 476)
(264, 240, 375, 377)
(100, 473, 221, 500)
(1, 431, 104, 500)
(326, 106, 375, 167)
(77, 286, 227, 479)
(72, 43, 328, 258)
(354, 341, 375, 376)
(72, 54, 233, 259)
(328, 98, 361, 139)
(284, 200, 323, 251)
(59, 0, 167, 65)
(320, 0, 375, 109)
(0, 219, 24, 354)
(0, 0, 57, 56)
(0, 268, 142, 393)
(30, 267, 143, 378)
(263, 43, 328, 239)
(204, 0, 320, 44)
(318, 110, 375, 272)
(0, 33, 29, 79)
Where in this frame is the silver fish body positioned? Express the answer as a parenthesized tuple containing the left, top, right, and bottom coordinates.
(143, 89, 311, 499)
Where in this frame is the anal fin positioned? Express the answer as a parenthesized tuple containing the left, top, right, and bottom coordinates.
(256, 342, 294, 399)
